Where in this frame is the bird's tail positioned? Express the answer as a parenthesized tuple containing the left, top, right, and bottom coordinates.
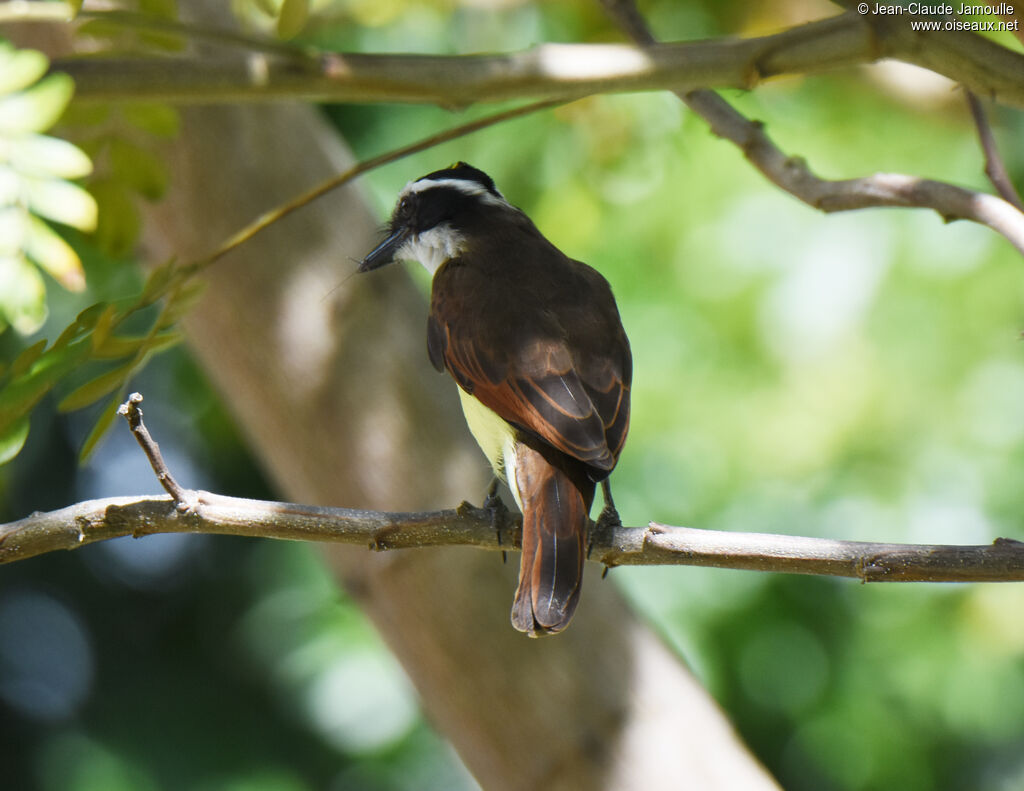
(510, 445, 587, 636)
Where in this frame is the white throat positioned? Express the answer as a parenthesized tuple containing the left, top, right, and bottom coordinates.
(398, 224, 466, 274)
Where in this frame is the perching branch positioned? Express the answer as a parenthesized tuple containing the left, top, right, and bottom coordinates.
(600, 0, 1024, 257)
(2, 393, 1024, 584)
(45, 12, 1024, 109)
(4, 479, 1024, 582)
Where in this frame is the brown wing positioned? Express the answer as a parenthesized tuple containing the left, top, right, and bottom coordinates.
(428, 252, 631, 478)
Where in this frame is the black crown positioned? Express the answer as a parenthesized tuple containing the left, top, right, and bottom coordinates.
(419, 162, 501, 199)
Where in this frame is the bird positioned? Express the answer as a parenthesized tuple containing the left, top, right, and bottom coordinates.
(358, 162, 631, 636)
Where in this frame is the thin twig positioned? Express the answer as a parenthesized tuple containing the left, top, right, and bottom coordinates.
(599, 0, 1024, 257)
(177, 97, 564, 280)
(965, 91, 1024, 210)
(117, 392, 194, 510)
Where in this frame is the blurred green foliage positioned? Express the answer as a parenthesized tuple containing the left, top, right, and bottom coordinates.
(3, 1, 1024, 790)
(0, 40, 95, 338)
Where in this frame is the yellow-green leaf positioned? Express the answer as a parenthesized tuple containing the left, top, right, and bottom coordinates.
(277, 0, 310, 39)
(24, 216, 86, 291)
(0, 47, 48, 96)
(93, 329, 181, 360)
(139, 257, 178, 305)
(0, 254, 47, 334)
(9, 338, 48, 379)
(24, 177, 98, 231)
(90, 303, 119, 353)
(51, 302, 107, 351)
(0, 415, 30, 466)
(250, 0, 278, 16)
(10, 134, 92, 179)
(58, 359, 137, 412)
(120, 103, 179, 138)
(89, 179, 139, 257)
(78, 390, 123, 462)
(0, 165, 20, 204)
(74, 302, 108, 332)
(58, 102, 110, 128)
(108, 137, 168, 200)
(138, 0, 178, 19)
(0, 207, 29, 255)
(0, 73, 74, 136)
(157, 279, 207, 327)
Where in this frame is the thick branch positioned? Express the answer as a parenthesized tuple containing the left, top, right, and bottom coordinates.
(44, 12, 1024, 108)
(598, 0, 1024, 256)
(2, 492, 1023, 583)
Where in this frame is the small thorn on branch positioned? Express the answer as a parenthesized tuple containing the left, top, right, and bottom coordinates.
(118, 392, 197, 513)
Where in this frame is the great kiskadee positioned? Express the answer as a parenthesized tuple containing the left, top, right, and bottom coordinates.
(358, 163, 631, 636)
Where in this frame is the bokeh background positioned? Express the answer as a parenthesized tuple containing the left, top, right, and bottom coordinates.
(3, 1, 1024, 789)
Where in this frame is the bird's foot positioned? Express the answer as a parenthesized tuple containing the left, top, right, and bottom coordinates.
(588, 501, 622, 561)
(483, 477, 510, 564)
(589, 479, 621, 560)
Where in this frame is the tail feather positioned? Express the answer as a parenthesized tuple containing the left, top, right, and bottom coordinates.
(511, 445, 587, 636)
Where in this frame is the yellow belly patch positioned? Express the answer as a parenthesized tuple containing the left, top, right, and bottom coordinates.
(457, 386, 522, 509)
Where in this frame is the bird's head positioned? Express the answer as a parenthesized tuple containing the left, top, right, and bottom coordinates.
(358, 162, 510, 274)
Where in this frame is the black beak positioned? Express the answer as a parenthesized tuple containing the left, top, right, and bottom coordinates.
(358, 227, 410, 272)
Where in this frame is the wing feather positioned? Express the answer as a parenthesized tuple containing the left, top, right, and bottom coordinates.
(430, 248, 631, 477)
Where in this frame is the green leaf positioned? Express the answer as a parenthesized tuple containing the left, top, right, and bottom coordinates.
(132, 0, 184, 50)
(139, 258, 178, 305)
(89, 179, 139, 257)
(0, 73, 74, 136)
(119, 103, 179, 138)
(24, 177, 98, 231)
(58, 102, 110, 128)
(73, 302, 108, 332)
(0, 47, 49, 96)
(57, 358, 137, 413)
(9, 134, 93, 179)
(277, 0, 310, 39)
(0, 415, 29, 466)
(93, 329, 181, 360)
(24, 216, 86, 291)
(157, 279, 207, 327)
(9, 338, 48, 379)
(90, 303, 119, 353)
(0, 335, 91, 439)
(108, 137, 168, 200)
(138, 0, 178, 19)
(51, 302, 107, 352)
(78, 390, 123, 462)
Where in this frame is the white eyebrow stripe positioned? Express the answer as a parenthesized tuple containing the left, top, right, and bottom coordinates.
(403, 177, 508, 207)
